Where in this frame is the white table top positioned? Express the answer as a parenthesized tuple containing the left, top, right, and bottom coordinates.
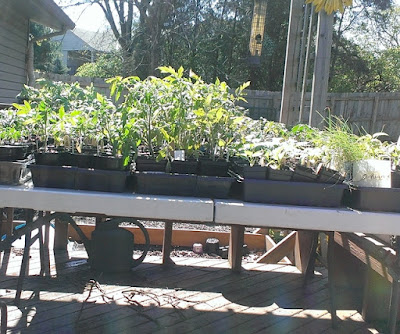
(1, 185, 399, 235)
(0, 185, 214, 223)
(214, 200, 400, 235)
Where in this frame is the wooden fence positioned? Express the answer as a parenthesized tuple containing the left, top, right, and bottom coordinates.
(36, 72, 400, 140)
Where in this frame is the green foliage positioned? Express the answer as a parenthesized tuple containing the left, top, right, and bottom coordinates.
(9, 68, 399, 172)
(31, 23, 68, 74)
(76, 53, 124, 78)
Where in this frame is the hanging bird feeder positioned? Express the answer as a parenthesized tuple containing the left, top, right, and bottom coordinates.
(248, 0, 268, 66)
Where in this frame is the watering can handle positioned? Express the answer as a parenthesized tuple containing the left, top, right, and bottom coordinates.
(100, 217, 150, 268)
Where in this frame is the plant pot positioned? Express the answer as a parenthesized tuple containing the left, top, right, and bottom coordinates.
(0, 145, 29, 161)
(95, 155, 126, 171)
(243, 179, 346, 207)
(34, 152, 64, 166)
(135, 157, 167, 172)
(267, 167, 293, 181)
(391, 170, 400, 188)
(198, 160, 230, 177)
(230, 158, 250, 175)
(196, 176, 234, 199)
(243, 165, 268, 180)
(75, 168, 129, 193)
(73, 153, 97, 169)
(351, 159, 391, 188)
(170, 160, 199, 174)
(29, 164, 76, 189)
(135, 172, 197, 196)
(343, 187, 400, 212)
(292, 165, 318, 183)
(0, 160, 30, 185)
(317, 167, 344, 184)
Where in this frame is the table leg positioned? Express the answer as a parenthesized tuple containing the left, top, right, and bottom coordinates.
(54, 216, 68, 251)
(0, 208, 13, 237)
(162, 221, 174, 266)
(388, 235, 400, 334)
(229, 225, 244, 272)
(327, 231, 338, 328)
(303, 231, 320, 285)
(15, 210, 33, 306)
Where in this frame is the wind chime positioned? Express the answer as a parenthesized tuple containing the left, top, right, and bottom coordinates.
(248, 0, 267, 66)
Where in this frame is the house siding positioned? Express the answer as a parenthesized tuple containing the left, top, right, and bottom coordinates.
(0, 4, 28, 105)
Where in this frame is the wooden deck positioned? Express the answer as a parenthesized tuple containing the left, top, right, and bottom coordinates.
(0, 248, 382, 334)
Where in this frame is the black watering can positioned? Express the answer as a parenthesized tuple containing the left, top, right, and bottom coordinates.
(88, 217, 150, 273)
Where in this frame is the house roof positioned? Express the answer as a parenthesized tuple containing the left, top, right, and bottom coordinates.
(53, 29, 118, 53)
(11, 0, 75, 31)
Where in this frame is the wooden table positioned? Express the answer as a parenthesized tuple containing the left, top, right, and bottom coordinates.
(1, 185, 400, 332)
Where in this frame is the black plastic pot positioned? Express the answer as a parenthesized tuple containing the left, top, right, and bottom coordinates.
(95, 155, 126, 171)
(243, 165, 268, 180)
(35, 152, 64, 166)
(343, 187, 400, 212)
(29, 164, 76, 189)
(267, 167, 293, 181)
(230, 158, 250, 175)
(317, 167, 344, 185)
(73, 153, 97, 169)
(392, 171, 400, 188)
(0, 145, 29, 161)
(170, 160, 199, 174)
(243, 179, 346, 207)
(198, 159, 230, 177)
(196, 176, 234, 199)
(135, 172, 197, 197)
(292, 165, 318, 183)
(0, 160, 30, 185)
(75, 168, 129, 193)
(135, 157, 167, 172)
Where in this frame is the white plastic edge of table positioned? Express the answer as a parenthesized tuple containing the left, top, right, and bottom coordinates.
(0, 185, 214, 222)
(214, 199, 400, 235)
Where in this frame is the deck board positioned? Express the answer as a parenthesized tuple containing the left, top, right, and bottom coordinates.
(0, 248, 384, 334)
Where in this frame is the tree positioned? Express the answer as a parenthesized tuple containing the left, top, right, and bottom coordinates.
(30, 22, 68, 74)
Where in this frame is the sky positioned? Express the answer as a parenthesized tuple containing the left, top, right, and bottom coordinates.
(55, 1, 110, 32)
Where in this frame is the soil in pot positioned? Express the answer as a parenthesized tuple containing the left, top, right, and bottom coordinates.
(0, 145, 29, 161)
(29, 164, 76, 189)
(267, 167, 293, 181)
(135, 172, 197, 197)
(243, 165, 268, 180)
(75, 168, 129, 193)
(243, 179, 346, 207)
(135, 157, 167, 172)
(196, 176, 234, 199)
(343, 187, 400, 212)
(198, 159, 230, 177)
(170, 160, 199, 174)
(292, 165, 318, 183)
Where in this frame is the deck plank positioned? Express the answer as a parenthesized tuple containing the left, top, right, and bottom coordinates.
(0, 248, 383, 334)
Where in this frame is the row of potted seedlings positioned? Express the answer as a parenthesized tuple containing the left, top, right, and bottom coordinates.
(1, 68, 400, 212)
